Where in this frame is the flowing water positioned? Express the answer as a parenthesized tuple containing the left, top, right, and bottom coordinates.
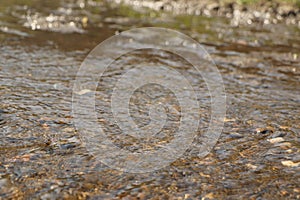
(0, 0, 299, 199)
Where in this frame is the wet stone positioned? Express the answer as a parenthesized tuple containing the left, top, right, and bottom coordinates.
(0, 109, 5, 125)
(292, 154, 300, 162)
(281, 160, 300, 167)
(275, 142, 292, 150)
(60, 143, 77, 150)
(268, 137, 285, 144)
(272, 131, 287, 138)
(0, 178, 8, 188)
(228, 132, 243, 139)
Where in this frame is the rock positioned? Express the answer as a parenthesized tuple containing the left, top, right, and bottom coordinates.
(280, 190, 288, 196)
(277, 5, 294, 15)
(224, 118, 236, 122)
(272, 131, 287, 138)
(292, 154, 300, 162)
(281, 160, 300, 167)
(268, 137, 284, 144)
(184, 194, 191, 199)
(276, 142, 292, 150)
(41, 193, 56, 200)
(256, 127, 274, 135)
(8, 154, 32, 162)
(0, 109, 5, 125)
(279, 125, 290, 130)
(60, 143, 77, 150)
(229, 132, 243, 139)
(75, 89, 92, 95)
(246, 163, 258, 170)
(0, 178, 8, 188)
(201, 192, 214, 200)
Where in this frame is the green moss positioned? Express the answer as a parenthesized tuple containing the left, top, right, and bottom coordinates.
(116, 3, 161, 19)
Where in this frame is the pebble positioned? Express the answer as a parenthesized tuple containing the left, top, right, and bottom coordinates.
(8, 154, 32, 162)
(272, 131, 286, 138)
(0, 109, 5, 125)
(292, 154, 300, 162)
(41, 193, 56, 200)
(201, 193, 214, 200)
(267, 137, 284, 144)
(228, 132, 243, 139)
(75, 89, 92, 95)
(224, 118, 236, 122)
(294, 188, 300, 193)
(279, 126, 290, 131)
(63, 127, 75, 132)
(276, 142, 292, 150)
(246, 163, 258, 170)
(281, 160, 300, 167)
(60, 143, 77, 150)
(0, 178, 8, 188)
(184, 194, 191, 199)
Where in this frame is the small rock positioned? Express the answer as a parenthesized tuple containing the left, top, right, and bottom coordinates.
(63, 127, 74, 132)
(9, 154, 32, 162)
(276, 142, 292, 150)
(0, 109, 5, 125)
(75, 89, 92, 95)
(199, 172, 210, 178)
(294, 188, 300, 193)
(60, 143, 76, 150)
(81, 16, 88, 28)
(279, 125, 290, 130)
(268, 137, 284, 144)
(67, 137, 80, 143)
(281, 160, 300, 167)
(292, 154, 300, 162)
(42, 123, 49, 128)
(280, 190, 288, 196)
(277, 5, 294, 15)
(201, 193, 214, 200)
(272, 131, 286, 138)
(41, 193, 56, 200)
(184, 194, 191, 199)
(246, 163, 258, 170)
(224, 118, 236, 122)
(0, 178, 8, 188)
(229, 132, 243, 139)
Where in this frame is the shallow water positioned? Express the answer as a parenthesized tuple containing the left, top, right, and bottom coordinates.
(0, 0, 299, 199)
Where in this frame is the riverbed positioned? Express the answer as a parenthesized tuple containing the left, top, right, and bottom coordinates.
(0, 0, 299, 199)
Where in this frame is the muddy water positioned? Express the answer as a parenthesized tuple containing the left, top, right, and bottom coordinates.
(0, 0, 299, 199)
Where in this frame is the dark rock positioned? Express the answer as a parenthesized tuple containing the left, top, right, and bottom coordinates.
(0, 109, 5, 125)
(228, 132, 243, 139)
(272, 131, 287, 138)
(255, 127, 274, 135)
(60, 143, 77, 150)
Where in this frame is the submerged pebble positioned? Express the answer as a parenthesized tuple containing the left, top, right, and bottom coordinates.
(268, 137, 285, 144)
(281, 160, 300, 167)
(228, 132, 243, 139)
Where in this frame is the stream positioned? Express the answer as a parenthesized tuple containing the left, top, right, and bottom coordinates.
(0, 0, 299, 199)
